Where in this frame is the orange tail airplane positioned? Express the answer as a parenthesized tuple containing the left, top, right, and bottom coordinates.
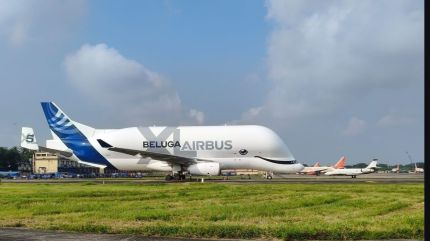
(299, 156, 346, 175)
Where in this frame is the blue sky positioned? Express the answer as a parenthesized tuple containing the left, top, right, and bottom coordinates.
(0, 0, 424, 165)
(80, 0, 271, 123)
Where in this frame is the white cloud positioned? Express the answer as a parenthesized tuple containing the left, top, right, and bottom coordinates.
(240, 0, 423, 127)
(163, 0, 182, 15)
(64, 43, 204, 125)
(189, 109, 205, 125)
(0, 0, 86, 47)
(343, 116, 366, 136)
(377, 113, 416, 127)
(240, 106, 263, 122)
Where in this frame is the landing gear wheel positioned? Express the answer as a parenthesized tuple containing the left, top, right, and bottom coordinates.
(267, 175, 273, 179)
(170, 173, 187, 181)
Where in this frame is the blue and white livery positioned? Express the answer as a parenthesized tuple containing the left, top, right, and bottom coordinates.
(21, 102, 304, 179)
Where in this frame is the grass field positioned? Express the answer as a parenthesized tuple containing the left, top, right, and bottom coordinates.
(0, 182, 424, 240)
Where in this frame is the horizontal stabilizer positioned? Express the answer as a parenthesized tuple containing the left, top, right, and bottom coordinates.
(97, 139, 113, 148)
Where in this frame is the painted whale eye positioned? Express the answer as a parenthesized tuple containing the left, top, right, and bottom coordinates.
(239, 149, 248, 155)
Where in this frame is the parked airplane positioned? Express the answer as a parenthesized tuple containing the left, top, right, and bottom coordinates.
(21, 102, 304, 180)
(391, 164, 400, 173)
(299, 161, 324, 175)
(412, 163, 424, 174)
(299, 156, 346, 175)
(320, 156, 346, 174)
(324, 159, 378, 178)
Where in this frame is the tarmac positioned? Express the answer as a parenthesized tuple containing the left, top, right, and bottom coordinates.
(0, 228, 422, 241)
(1, 172, 424, 184)
(0, 228, 259, 241)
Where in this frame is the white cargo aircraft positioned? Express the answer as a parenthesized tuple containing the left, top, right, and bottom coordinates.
(324, 159, 378, 178)
(21, 102, 304, 180)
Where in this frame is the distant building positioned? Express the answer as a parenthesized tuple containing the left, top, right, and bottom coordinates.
(32, 152, 99, 174)
(33, 152, 58, 173)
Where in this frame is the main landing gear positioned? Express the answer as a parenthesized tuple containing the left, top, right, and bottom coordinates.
(165, 173, 187, 181)
(265, 171, 273, 179)
(351, 175, 357, 178)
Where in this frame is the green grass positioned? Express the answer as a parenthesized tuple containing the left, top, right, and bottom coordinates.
(0, 182, 424, 240)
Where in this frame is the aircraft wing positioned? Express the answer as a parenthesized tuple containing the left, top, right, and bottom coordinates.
(97, 139, 207, 166)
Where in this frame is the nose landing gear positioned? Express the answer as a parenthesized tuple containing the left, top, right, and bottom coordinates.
(265, 171, 273, 179)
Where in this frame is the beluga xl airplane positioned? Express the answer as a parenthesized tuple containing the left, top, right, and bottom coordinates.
(21, 102, 304, 180)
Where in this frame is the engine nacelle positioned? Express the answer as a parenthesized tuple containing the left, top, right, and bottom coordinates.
(187, 162, 220, 176)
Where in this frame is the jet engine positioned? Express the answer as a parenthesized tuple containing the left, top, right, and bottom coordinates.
(187, 162, 220, 176)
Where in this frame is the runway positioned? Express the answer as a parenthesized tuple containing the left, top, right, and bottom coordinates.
(0, 228, 255, 241)
(1, 173, 423, 184)
(0, 228, 421, 241)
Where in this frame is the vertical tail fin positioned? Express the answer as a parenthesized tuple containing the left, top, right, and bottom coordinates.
(313, 161, 320, 167)
(41, 102, 94, 139)
(20, 127, 39, 150)
(40, 102, 111, 168)
(333, 156, 346, 169)
(41, 102, 80, 139)
(366, 160, 378, 169)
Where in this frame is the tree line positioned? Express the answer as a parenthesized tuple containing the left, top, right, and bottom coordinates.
(0, 146, 424, 172)
(345, 162, 424, 171)
(0, 147, 33, 171)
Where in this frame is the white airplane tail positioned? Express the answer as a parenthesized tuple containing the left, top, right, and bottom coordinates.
(366, 160, 378, 169)
(20, 127, 39, 150)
